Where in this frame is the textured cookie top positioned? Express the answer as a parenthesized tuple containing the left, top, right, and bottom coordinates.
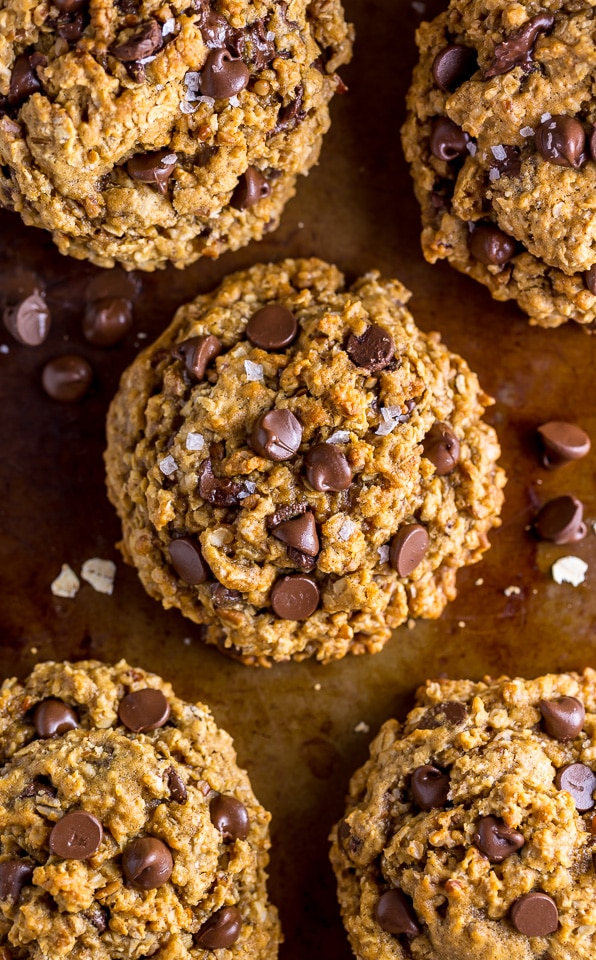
(105, 258, 505, 664)
(0, 659, 280, 959)
(331, 669, 596, 960)
(0, 0, 352, 269)
(402, 0, 596, 327)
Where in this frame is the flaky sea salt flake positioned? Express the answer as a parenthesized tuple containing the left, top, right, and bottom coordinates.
(338, 518, 357, 541)
(328, 430, 350, 444)
(551, 555, 588, 587)
(466, 141, 477, 156)
(378, 544, 390, 564)
(354, 721, 370, 733)
(186, 432, 205, 451)
(51, 564, 80, 599)
(81, 558, 117, 596)
(159, 455, 178, 476)
(520, 125, 534, 137)
(162, 17, 176, 35)
(491, 144, 507, 161)
(244, 359, 264, 381)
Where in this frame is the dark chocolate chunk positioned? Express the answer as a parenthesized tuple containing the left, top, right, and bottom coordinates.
(57, 12, 85, 42)
(554, 762, 596, 812)
(231, 167, 271, 210)
(200, 48, 249, 99)
(510, 891, 558, 936)
(112, 21, 163, 61)
(8, 54, 42, 106)
(194, 906, 243, 949)
(41, 355, 93, 402)
(539, 696, 585, 740)
(304, 443, 352, 492)
(484, 13, 555, 79)
(0, 861, 33, 902)
(33, 699, 79, 738)
(411, 765, 450, 810)
(118, 688, 170, 733)
(82, 298, 132, 347)
(417, 700, 467, 729)
(489, 144, 522, 179)
(173, 334, 222, 381)
(432, 43, 477, 92)
(168, 537, 209, 584)
(250, 409, 303, 460)
(375, 888, 421, 937)
(50, 811, 103, 859)
(429, 116, 470, 161)
(270, 574, 320, 619)
(272, 511, 319, 557)
(468, 224, 516, 266)
(3, 291, 50, 345)
(537, 421, 590, 467)
(272, 85, 306, 135)
(210, 794, 249, 841)
(585, 265, 596, 295)
(474, 816, 525, 862)
(246, 304, 297, 349)
(165, 766, 188, 803)
(422, 422, 460, 475)
(122, 837, 173, 889)
(287, 546, 316, 573)
(534, 496, 586, 544)
(535, 115, 586, 168)
(127, 150, 177, 194)
(197, 459, 243, 506)
(346, 323, 395, 372)
(389, 524, 429, 578)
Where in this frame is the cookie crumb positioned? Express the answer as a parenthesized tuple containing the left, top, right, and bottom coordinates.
(407, 618, 416, 630)
(354, 721, 370, 733)
(458, 620, 466, 628)
(51, 564, 80, 599)
(81, 559, 117, 595)
(504, 585, 521, 597)
(314, 682, 321, 691)
(475, 577, 484, 586)
(551, 556, 588, 586)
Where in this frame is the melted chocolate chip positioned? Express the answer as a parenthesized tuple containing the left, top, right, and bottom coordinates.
(489, 144, 522, 179)
(197, 459, 243, 506)
(586, 265, 596, 295)
(231, 167, 271, 210)
(510, 892, 558, 937)
(3, 291, 50, 346)
(375, 888, 421, 937)
(211, 583, 242, 607)
(304, 443, 352, 492)
(33, 699, 79, 738)
(195, 906, 243, 950)
(118, 688, 170, 732)
(41, 355, 93, 402)
(429, 116, 470, 161)
(474, 816, 525, 862)
(535, 115, 586, 168)
(272, 511, 319, 557)
(200, 48, 249, 99)
(389, 524, 429, 578)
(50, 811, 103, 859)
(246, 304, 298, 349)
(534, 496, 586, 544)
(197, 5, 231, 48)
(539, 696, 585, 740)
(484, 13, 555, 79)
(82, 298, 132, 347)
(84, 906, 108, 932)
(56, 12, 85, 41)
(417, 700, 467, 729)
(127, 150, 177, 194)
(554, 762, 596, 812)
(272, 85, 306, 135)
(122, 837, 173, 889)
(165, 766, 187, 803)
(537, 421, 590, 467)
(287, 546, 316, 573)
(168, 537, 210, 583)
(210, 794, 249, 841)
(0, 861, 33, 902)
(468, 224, 516, 266)
(346, 324, 395, 372)
(250, 409, 303, 460)
(8, 54, 42, 106)
(231, 18, 277, 70)
(411, 765, 450, 810)
(268, 502, 308, 527)
(173, 334, 222, 381)
(432, 44, 477, 92)
(112, 21, 163, 61)
(422, 422, 460, 475)
(270, 574, 320, 619)
(54, 0, 87, 11)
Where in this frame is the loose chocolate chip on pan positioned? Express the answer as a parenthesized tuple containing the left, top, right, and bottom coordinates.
(3, 291, 50, 345)
(127, 150, 177, 194)
(168, 537, 210, 583)
(122, 837, 173, 889)
(510, 892, 558, 937)
(417, 700, 467, 729)
(483, 12, 555, 79)
(173, 334, 222, 381)
(197, 460, 244, 506)
(231, 168, 271, 210)
(432, 44, 477, 92)
(165, 766, 188, 803)
(246, 304, 297, 349)
(535, 115, 586, 168)
(210, 794, 249, 840)
(112, 20, 163, 61)
(195, 906, 243, 949)
(422, 422, 460, 475)
(250, 409, 303, 460)
(41, 355, 93, 402)
(272, 511, 319, 557)
(118, 688, 171, 732)
(346, 323, 395, 372)
(474, 816, 525, 862)
(389, 524, 429, 577)
(8, 54, 43, 106)
(50, 811, 103, 859)
(375, 888, 421, 936)
(554, 762, 596, 812)
(33, 699, 79, 738)
(429, 116, 470, 161)
(468, 224, 516, 266)
(83, 298, 132, 347)
(411, 765, 450, 810)
(271, 574, 320, 619)
(539, 696, 585, 741)
(200, 48, 249, 99)
(0, 861, 33, 902)
(537, 421, 590, 467)
(304, 443, 352, 492)
(534, 496, 586, 544)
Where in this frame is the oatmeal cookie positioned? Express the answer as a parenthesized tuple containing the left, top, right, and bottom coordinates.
(0, 0, 352, 270)
(402, 0, 596, 328)
(330, 670, 596, 960)
(0, 659, 280, 959)
(105, 258, 505, 664)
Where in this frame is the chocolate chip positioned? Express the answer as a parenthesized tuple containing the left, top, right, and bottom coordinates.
(33, 699, 79, 738)
(272, 511, 319, 557)
(210, 794, 249, 841)
(200, 48, 249, 99)
(432, 44, 477, 92)
(41, 355, 93, 402)
(585, 265, 596, 295)
(8, 54, 42, 106)
(211, 583, 243, 607)
(57, 12, 85, 42)
(422, 422, 460, 475)
(534, 496, 586, 544)
(230, 18, 277, 70)
(270, 574, 320, 619)
(375, 888, 421, 937)
(246, 304, 298, 350)
(118, 688, 170, 733)
(197, 8, 232, 47)
(510, 892, 558, 937)
(417, 700, 467, 729)
(112, 21, 163, 61)
(83, 298, 132, 347)
(554, 762, 596, 812)
(537, 421, 591, 467)
(484, 13, 555, 79)
(3, 291, 50, 346)
(272, 85, 306, 135)
(535, 115, 586, 168)
(195, 905, 243, 949)
(50, 811, 103, 859)
(165, 766, 187, 803)
(429, 116, 470, 161)
(173, 334, 222, 381)
(54, 0, 87, 11)
(127, 150, 177, 194)
(168, 537, 209, 583)
(346, 324, 395, 372)
(474, 816, 525, 862)
(287, 547, 316, 573)
(411, 765, 450, 810)
(197, 459, 244, 506)
(19, 777, 56, 799)
(122, 837, 173, 889)
(468, 224, 516, 266)
(231, 168, 271, 210)
(0, 861, 33, 902)
(304, 443, 352, 492)
(268, 502, 308, 527)
(389, 524, 429, 577)
(539, 696, 585, 740)
(489, 144, 522, 179)
(84, 907, 108, 932)
(250, 409, 303, 460)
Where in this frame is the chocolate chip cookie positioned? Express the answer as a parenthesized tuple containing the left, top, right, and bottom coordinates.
(402, 1, 596, 328)
(105, 258, 505, 664)
(0, 659, 280, 958)
(0, 0, 352, 271)
(330, 669, 596, 960)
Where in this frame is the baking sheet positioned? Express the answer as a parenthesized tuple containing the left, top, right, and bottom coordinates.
(2, 0, 596, 956)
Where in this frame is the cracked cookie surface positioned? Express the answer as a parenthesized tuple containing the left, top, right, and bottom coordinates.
(105, 258, 505, 664)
